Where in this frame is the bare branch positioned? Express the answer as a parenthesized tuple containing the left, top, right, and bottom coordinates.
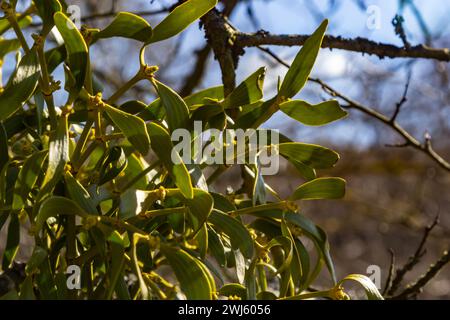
(383, 249, 396, 296)
(392, 250, 450, 299)
(235, 32, 450, 62)
(387, 215, 440, 296)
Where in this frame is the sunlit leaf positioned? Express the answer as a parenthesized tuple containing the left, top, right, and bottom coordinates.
(160, 244, 215, 299)
(280, 100, 347, 126)
(150, 0, 218, 43)
(290, 177, 346, 200)
(279, 19, 328, 99)
(95, 12, 153, 42)
(0, 49, 40, 121)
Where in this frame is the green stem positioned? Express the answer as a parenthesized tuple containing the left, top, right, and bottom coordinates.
(119, 160, 160, 194)
(107, 72, 143, 105)
(7, 14, 30, 53)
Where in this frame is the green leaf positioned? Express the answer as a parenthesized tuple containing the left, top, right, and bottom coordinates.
(12, 150, 48, 210)
(219, 283, 247, 299)
(19, 276, 35, 300)
(150, 0, 218, 43)
(64, 171, 97, 214)
(153, 80, 189, 132)
(338, 274, 384, 300)
(284, 212, 336, 283)
(208, 227, 227, 267)
(278, 142, 339, 169)
(104, 104, 150, 155)
(290, 177, 346, 200)
(184, 86, 224, 107)
(280, 100, 348, 126)
(35, 0, 62, 35)
(222, 67, 266, 109)
(278, 19, 328, 99)
(95, 12, 153, 42)
(0, 123, 8, 171)
(209, 210, 254, 259)
(147, 123, 193, 199)
(2, 213, 20, 269)
(54, 12, 88, 97)
(37, 115, 69, 201)
(0, 38, 20, 58)
(98, 146, 128, 185)
(35, 196, 89, 232)
(119, 100, 147, 115)
(160, 244, 215, 299)
(25, 246, 48, 275)
(186, 189, 213, 232)
(0, 49, 40, 121)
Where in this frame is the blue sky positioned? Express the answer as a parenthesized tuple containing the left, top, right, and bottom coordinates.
(4, 0, 450, 147)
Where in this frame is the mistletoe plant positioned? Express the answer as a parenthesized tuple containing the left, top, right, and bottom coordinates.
(0, 0, 383, 300)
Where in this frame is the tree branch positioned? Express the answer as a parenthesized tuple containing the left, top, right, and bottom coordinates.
(235, 32, 450, 62)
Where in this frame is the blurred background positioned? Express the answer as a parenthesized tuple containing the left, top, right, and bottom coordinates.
(2, 0, 450, 298)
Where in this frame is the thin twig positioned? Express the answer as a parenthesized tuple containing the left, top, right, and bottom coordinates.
(392, 250, 450, 299)
(382, 249, 396, 296)
(387, 215, 440, 296)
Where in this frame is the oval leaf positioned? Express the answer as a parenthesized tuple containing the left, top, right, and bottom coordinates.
(95, 12, 153, 42)
(280, 100, 347, 126)
(54, 12, 88, 96)
(279, 19, 328, 99)
(290, 177, 346, 200)
(0, 49, 40, 121)
(160, 245, 215, 299)
(150, 0, 218, 43)
(104, 104, 150, 155)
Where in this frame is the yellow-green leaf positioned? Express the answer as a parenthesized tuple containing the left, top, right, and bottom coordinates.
(104, 104, 150, 155)
(153, 80, 189, 132)
(150, 0, 218, 43)
(278, 142, 339, 169)
(147, 123, 193, 199)
(209, 210, 254, 259)
(222, 67, 266, 109)
(12, 150, 48, 210)
(280, 100, 348, 126)
(338, 274, 384, 300)
(0, 49, 40, 121)
(279, 19, 328, 99)
(95, 12, 153, 42)
(54, 12, 88, 96)
(35, 196, 89, 232)
(160, 245, 215, 299)
(290, 177, 346, 200)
